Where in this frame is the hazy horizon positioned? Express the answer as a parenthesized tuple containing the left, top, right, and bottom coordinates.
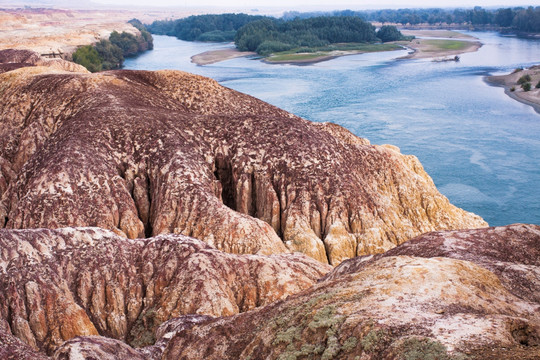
(91, 0, 538, 9)
(5, 0, 539, 11)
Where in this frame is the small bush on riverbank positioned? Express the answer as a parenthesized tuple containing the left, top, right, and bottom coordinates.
(518, 74, 531, 84)
(522, 82, 531, 91)
(510, 86, 516, 92)
(536, 80, 540, 89)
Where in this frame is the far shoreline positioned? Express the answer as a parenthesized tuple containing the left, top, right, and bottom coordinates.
(190, 30, 483, 66)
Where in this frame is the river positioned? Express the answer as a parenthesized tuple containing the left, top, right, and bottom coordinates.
(125, 32, 540, 226)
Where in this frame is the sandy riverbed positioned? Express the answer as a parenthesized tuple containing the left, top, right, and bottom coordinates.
(486, 66, 540, 113)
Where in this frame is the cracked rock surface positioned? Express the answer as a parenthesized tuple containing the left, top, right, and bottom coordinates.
(0, 227, 330, 354)
(46, 224, 540, 360)
(0, 50, 486, 265)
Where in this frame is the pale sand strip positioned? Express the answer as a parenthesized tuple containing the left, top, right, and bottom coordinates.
(399, 39, 482, 59)
(191, 48, 256, 65)
(486, 66, 540, 114)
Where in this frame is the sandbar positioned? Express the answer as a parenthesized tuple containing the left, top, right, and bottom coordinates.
(398, 38, 482, 59)
(191, 48, 256, 65)
(486, 66, 540, 114)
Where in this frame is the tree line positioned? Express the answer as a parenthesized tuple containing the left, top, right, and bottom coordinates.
(147, 13, 267, 42)
(72, 19, 153, 72)
(147, 14, 408, 56)
(234, 17, 407, 55)
(283, 6, 540, 32)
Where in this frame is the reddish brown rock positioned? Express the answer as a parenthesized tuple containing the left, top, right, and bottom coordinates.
(156, 224, 540, 360)
(0, 227, 330, 354)
(325, 223, 540, 303)
(0, 49, 88, 74)
(0, 325, 49, 360)
(53, 315, 214, 360)
(0, 50, 486, 264)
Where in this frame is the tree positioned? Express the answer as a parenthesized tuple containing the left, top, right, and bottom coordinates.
(72, 45, 102, 72)
(377, 25, 403, 42)
(94, 39, 124, 70)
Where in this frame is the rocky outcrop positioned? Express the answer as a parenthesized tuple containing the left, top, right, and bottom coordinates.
(0, 227, 330, 354)
(324, 223, 540, 304)
(0, 49, 89, 74)
(53, 315, 214, 360)
(0, 50, 486, 264)
(142, 224, 539, 360)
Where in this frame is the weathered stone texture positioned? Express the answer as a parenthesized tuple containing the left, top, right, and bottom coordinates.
(154, 225, 540, 360)
(0, 227, 330, 354)
(0, 50, 486, 265)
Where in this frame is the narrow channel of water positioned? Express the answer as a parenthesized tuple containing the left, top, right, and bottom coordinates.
(125, 32, 540, 226)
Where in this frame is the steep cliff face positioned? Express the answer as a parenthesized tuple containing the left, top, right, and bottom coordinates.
(0, 227, 330, 354)
(132, 224, 538, 360)
(0, 50, 486, 265)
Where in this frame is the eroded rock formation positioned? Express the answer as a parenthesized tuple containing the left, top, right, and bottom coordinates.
(0, 50, 486, 265)
(0, 49, 89, 74)
(0, 227, 330, 354)
(138, 224, 538, 360)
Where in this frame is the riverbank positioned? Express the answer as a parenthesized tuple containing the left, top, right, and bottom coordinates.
(262, 45, 401, 65)
(486, 66, 540, 113)
(191, 30, 482, 65)
(191, 48, 256, 65)
(396, 30, 482, 60)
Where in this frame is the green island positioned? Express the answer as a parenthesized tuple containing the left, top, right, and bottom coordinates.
(146, 6, 540, 65)
(149, 15, 411, 64)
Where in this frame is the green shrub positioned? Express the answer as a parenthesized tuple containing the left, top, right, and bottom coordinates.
(535, 80, 540, 88)
(72, 45, 102, 72)
(510, 86, 516, 92)
(517, 74, 531, 84)
(522, 82, 531, 91)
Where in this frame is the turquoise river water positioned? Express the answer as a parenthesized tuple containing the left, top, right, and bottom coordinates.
(125, 32, 540, 226)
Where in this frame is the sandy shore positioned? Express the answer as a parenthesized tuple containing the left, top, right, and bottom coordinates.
(191, 48, 256, 65)
(399, 39, 482, 60)
(486, 66, 540, 113)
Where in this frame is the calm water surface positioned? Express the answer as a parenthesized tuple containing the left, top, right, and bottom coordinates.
(125, 33, 540, 226)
